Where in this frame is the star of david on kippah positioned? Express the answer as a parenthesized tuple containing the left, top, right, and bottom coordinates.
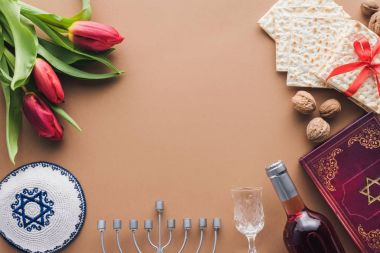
(11, 188, 55, 232)
(360, 177, 380, 205)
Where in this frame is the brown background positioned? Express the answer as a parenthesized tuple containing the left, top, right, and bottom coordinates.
(0, 0, 367, 252)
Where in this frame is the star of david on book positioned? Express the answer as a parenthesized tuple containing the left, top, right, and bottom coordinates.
(11, 188, 55, 232)
(360, 177, 380, 205)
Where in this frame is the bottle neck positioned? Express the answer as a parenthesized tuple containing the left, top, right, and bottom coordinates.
(268, 169, 306, 216)
(281, 194, 306, 217)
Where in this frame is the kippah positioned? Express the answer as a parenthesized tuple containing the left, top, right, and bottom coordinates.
(0, 162, 86, 253)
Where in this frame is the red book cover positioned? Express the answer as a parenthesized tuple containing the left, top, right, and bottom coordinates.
(300, 113, 380, 253)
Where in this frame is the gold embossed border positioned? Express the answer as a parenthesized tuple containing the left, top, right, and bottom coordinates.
(358, 224, 380, 250)
(348, 124, 380, 149)
(313, 148, 343, 192)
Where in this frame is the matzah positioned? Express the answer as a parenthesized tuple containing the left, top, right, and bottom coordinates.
(273, 6, 349, 72)
(257, 0, 346, 40)
(286, 18, 368, 88)
(317, 31, 380, 113)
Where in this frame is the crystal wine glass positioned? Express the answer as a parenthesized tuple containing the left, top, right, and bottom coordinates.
(231, 187, 264, 253)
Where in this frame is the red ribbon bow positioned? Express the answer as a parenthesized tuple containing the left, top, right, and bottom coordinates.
(326, 37, 380, 97)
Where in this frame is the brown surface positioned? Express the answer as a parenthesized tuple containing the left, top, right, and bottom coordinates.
(0, 0, 367, 252)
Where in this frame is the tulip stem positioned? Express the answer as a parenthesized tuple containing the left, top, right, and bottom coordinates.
(21, 86, 28, 93)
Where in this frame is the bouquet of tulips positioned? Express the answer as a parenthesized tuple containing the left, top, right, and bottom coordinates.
(0, 0, 124, 163)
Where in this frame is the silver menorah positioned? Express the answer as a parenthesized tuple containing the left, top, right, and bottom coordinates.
(97, 200, 221, 253)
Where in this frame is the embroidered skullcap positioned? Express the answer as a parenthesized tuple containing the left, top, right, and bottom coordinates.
(0, 162, 86, 253)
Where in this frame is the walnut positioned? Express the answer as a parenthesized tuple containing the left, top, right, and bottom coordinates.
(369, 11, 380, 35)
(319, 99, 341, 118)
(291, 91, 316, 114)
(306, 117, 331, 143)
(362, 0, 379, 18)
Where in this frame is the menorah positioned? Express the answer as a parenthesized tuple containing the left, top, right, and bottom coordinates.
(97, 200, 221, 253)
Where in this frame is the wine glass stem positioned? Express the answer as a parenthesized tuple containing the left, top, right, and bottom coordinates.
(247, 235, 257, 253)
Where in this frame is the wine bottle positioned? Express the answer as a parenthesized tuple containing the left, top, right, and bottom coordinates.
(265, 161, 346, 253)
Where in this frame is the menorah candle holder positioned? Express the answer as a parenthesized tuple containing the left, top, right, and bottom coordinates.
(97, 200, 221, 253)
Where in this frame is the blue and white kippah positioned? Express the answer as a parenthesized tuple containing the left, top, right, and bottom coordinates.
(0, 162, 86, 253)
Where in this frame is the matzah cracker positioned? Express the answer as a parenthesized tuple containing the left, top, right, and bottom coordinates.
(312, 25, 378, 77)
(286, 18, 365, 88)
(273, 6, 349, 72)
(317, 31, 380, 113)
(257, 0, 346, 40)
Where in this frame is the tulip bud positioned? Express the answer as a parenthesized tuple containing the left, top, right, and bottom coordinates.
(33, 58, 64, 104)
(68, 21, 124, 52)
(23, 93, 63, 141)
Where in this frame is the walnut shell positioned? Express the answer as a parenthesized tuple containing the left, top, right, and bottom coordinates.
(362, 0, 379, 17)
(319, 99, 342, 118)
(306, 117, 331, 143)
(291, 91, 316, 114)
(369, 11, 380, 35)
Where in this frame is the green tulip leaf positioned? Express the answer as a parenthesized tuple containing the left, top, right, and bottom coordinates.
(39, 39, 88, 65)
(71, 0, 92, 21)
(0, 70, 11, 84)
(0, 68, 12, 84)
(48, 24, 69, 34)
(0, 26, 14, 83)
(49, 103, 82, 132)
(4, 49, 15, 70)
(1, 26, 13, 46)
(25, 14, 123, 76)
(0, 25, 6, 81)
(23, 0, 92, 27)
(0, 57, 22, 164)
(19, 0, 92, 29)
(38, 44, 120, 79)
(39, 39, 114, 65)
(0, 25, 4, 59)
(19, 8, 76, 30)
(0, 49, 13, 84)
(0, 14, 13, 42)
(0, 0, 38, 90)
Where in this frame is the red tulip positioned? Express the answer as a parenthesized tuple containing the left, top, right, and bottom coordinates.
(33, 58, 64, 104)
(68, 21, 124, 52)
(23, 93, 63, 141)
